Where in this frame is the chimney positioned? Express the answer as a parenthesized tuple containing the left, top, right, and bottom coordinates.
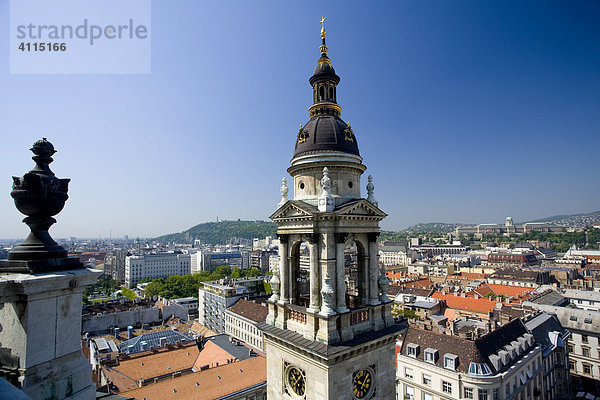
(114, 327, 120, 339)
(127, 325, 134, 339)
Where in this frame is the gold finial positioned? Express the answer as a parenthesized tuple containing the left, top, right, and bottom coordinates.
(320, 15, 327, 39)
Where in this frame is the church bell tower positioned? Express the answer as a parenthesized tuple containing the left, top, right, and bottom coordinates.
(263, 16, 402, 400)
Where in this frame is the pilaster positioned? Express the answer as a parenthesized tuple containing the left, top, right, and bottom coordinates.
(0, 267, 100, 400)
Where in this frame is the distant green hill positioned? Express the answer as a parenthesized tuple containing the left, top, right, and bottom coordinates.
(155, 220, 277, 245)
(525, 211, 600, 225)
(403, 222, 462, 233)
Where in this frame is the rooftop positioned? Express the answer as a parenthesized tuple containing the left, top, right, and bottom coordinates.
(122, 356, 266, 400)
(118, 330, 194, 354)
(226, 299, 268, 323)
(103, 343, 200, 392)
(431, 292, 497, 314)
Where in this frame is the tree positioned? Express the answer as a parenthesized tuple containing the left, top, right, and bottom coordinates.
(143, 278, 165, 298)
(242, 267, 261, 278)
(231, 267, 242, 279)
(120, 287, 137, 300)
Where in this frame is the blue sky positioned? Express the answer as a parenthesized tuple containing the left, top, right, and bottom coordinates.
(1, 1, 599, 239)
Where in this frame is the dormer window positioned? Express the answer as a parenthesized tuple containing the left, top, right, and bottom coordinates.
(424, 348, 438, 364)
(444, 354, 458, 370)
(468, 362, 492, 376)
(406, 343, 419, 358)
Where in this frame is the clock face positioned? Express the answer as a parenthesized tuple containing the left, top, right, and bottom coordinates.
(353, 369, 373, 399)
(287, 366, 306, 396)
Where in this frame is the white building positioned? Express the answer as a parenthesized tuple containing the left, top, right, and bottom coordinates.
(124, 252, 191, 286)
(396, 315, 570, 400)
(170, 296, 199, 315)
(524, 302, 600, 384)
(198, 276, 268, 333)
(379, 242, 413, 266)
(562, 289, 600, 312)
(225, 298, 268, 351)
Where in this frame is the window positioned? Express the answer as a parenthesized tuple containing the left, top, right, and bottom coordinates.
(584, 364, 592, 375)
(570, 316, 578, 321)
(568, 344, 574, 353)
(479, 389, 489, 400)
(423, 394, 433, 400)
(407, 343, 419, 358)
(585, 318, 593, 324)
(505, 384, 510, 395)
(582, 334, 589, 343)
(569, 361, 575, 370)
(444, 354, 458, 370)
(405, 367, 413, 379)
(422, 374, 431, 386)
(406, 386, 414, 400)
(442, 381, 452, 394)
(493, 388, 499, 400)
(424, 348, 438, 364)
(464, 387, 474, 399)
(583, 347, 590, 357)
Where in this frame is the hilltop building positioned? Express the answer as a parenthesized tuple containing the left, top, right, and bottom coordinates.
(456, 216, 565, 237)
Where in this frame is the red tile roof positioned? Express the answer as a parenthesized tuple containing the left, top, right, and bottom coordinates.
(123, 356, 266, 400)
(432, 292, 497, 314)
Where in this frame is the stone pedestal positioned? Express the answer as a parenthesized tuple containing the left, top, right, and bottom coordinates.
(0, 266, 100, 400)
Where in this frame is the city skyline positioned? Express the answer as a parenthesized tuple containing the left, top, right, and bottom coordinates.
(1, 1, 599, 239)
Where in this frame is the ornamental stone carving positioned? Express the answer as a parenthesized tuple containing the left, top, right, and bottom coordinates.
(366, 175, 378, 207)
(319, 273, 336, 316)
(270, 266, 281, 302)
(378, 265, 390, 303)
(278, 177, 289, 208)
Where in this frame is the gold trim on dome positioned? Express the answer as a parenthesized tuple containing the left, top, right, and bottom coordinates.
(344, 123, 356, 142)
(297, 124, 308, 144)
(309, 102, 342, 117)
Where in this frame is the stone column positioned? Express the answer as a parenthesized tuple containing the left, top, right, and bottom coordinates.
(361, 252, 370, 306)
(0, 268, 101, 400)
(367, 233, 381, 305)
(307, 234, 320, 313)
(335, 232, 349, 313)
(278, 234, 289, 303)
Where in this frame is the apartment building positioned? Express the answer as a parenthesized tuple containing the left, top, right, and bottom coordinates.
(198, 276, 268, 333)
(124, 252, 191, 286)
(396, 316, 569, 400)
(225, 298, 268, 351)
(523, 301, 600, 388)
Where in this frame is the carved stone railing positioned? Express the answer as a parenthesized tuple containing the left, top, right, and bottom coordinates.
(289, 308, 307, 324)
(350, 308, 369, 325)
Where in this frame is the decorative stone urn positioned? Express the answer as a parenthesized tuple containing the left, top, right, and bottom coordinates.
(1, 138, 82, 273)
(378, 265, 390, 302)
(270, 267, 280, 301)
(319, 273, 336, 316)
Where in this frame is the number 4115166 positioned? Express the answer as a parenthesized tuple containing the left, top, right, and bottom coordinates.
(18, 43, 66, 51)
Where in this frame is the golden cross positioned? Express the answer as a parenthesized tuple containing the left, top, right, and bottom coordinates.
(320, 15, 327, 29)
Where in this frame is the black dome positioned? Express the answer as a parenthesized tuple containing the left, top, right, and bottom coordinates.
(293, 115, 360, 157)
(309, 58, 340, 86)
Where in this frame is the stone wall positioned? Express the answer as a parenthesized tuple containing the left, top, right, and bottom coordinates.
(82, 303, 189, 334)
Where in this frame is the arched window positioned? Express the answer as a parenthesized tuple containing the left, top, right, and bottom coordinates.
(319, 86, 325, 101)
(290, 241, 311, 307)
